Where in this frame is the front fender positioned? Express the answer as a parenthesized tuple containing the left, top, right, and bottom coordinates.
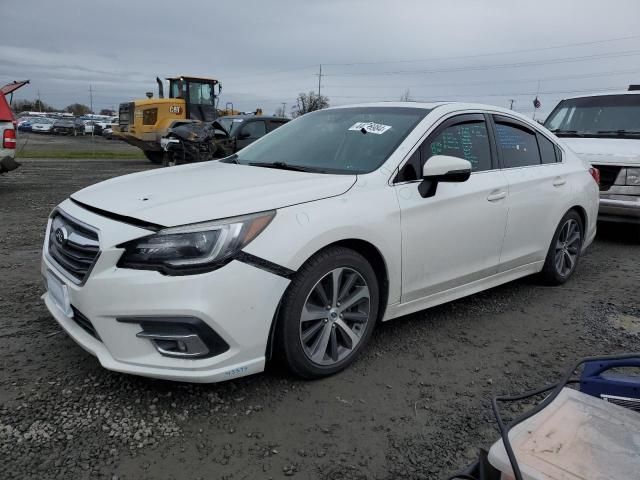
(243, 184, 402, 305)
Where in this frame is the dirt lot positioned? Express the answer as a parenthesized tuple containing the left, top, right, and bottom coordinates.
(1, 158, 639, 480)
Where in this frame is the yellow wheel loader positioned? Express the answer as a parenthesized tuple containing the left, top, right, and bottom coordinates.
(114, 76, 224, 163)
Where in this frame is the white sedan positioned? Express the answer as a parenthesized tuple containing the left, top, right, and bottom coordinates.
(31, 118, 54, 133)
(41, 102, 599, 382)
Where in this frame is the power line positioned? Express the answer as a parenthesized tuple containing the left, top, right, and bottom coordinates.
(327, 85, 624, 100)
(324, 49, 640, 77)
(322, 67, 640, 90)
(321, 33, 640, 67)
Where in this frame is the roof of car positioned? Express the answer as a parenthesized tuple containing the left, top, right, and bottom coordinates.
(218, 115, 289, 121)
(328, 101, 538, 123)
(557, 89, 640, 101)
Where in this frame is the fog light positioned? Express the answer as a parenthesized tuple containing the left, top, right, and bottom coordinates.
(117, 316, 230, 359)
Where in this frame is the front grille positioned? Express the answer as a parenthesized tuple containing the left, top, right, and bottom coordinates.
(71, 306, 101, 341)
(594, 164, 623, 191)
(48, 212, 100, 283)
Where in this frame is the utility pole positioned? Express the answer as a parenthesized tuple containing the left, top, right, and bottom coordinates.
(89, 84, 94, 113)
(37, 89, 42, 112)
(281, 102, 287, 117)
(509, 99, 515, 110)
(317, 64, 322, 98)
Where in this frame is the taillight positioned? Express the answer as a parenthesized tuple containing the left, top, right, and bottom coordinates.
(3, 128, 16, 149)
(589, 167, 600, 186)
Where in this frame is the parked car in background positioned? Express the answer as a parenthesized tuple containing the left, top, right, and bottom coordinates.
(83, 120, 103, 135)
(545, 88, 640, 228)
(17, 117, 37, 132)
(52, 118, 83, 136)
(31, 118, 54, 134)
(160, 115, 290, 167)
(216, 115, 290, 151)
(42, 102, 598, 383)
(102, 125, 116, 139)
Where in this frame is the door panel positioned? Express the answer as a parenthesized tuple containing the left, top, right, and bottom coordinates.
(491, 116, 567, 270)
(397, 171, 509, 303)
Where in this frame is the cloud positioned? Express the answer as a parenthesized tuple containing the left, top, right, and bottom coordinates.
(2, 0, 639, 115)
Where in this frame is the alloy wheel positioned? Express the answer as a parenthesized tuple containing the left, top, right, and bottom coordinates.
(554, 218, 581, 277)
(299, 267, 371, 366)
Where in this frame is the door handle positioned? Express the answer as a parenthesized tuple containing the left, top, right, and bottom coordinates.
(553, 177, 567, 187)
(487, 190, 507, 202)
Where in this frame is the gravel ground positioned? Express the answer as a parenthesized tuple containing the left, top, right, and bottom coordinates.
(16, 131, 142, 156)
(1, 158, 639, 480)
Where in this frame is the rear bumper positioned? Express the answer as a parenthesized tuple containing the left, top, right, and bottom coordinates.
(598, 195, 640, 224)
(0, 155, 20, 173)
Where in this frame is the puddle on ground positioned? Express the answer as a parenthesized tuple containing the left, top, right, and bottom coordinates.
(609, 312, 640, 335)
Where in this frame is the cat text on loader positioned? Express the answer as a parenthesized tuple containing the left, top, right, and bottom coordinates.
(115, 76, 221, 164)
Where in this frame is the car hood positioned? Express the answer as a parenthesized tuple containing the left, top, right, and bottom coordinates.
(562, 138, 640, 167)
(71, 161, 357, 227)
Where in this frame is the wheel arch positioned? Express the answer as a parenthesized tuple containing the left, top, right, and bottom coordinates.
(569, 204, 588, 233)
(264, 238, 390, 361)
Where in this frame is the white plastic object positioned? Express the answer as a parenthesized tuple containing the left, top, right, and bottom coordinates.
(488, 387, 640, 480)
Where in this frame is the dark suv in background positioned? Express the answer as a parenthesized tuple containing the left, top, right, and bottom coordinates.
(52, 118, 84, 136)
(216, 115, 289, 150)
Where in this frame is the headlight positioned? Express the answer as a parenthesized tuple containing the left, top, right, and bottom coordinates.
(118, 210, 275, 274)
(626, 168, 640, 186)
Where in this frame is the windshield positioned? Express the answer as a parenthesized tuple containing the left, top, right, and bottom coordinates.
(544, 94, 640, 137)
(234, 107, 428, 174)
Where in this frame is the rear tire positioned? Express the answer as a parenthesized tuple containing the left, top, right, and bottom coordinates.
(276, 247, 379, 379)
(143, 151, 163, 164)
(540, 210, 584, 285)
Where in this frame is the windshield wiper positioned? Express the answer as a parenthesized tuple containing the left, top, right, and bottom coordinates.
(550, 129, 584, 137)
(596, 129, 640, 136)
(248, 161, 325, 173)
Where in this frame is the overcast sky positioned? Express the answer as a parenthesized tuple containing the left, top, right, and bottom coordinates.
(2, 0, 639, 118)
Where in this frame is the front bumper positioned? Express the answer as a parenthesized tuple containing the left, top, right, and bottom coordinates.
(41, 200, 290, 382)
(598, 194, 640, 224)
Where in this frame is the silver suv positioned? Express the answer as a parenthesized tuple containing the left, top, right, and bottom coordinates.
(545, 88, 640, 227)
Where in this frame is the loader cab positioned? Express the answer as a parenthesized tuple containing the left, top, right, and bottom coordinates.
(167, 77, 220, 122)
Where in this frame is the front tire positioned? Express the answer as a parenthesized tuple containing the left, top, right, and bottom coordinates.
(143, 151, 163, 164)
(277, 247, 379, 379)
(540, 210, 583, 285)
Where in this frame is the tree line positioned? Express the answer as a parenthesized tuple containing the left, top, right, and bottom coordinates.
(10, 99, 114, 116)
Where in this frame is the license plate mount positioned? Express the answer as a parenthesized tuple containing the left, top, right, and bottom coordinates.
(46, 271, 73, 317)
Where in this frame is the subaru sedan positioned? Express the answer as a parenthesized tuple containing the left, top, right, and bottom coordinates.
(41, 103, 599, 382)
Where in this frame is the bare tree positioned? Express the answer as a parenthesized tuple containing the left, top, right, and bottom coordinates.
(13, 99, 55, 112)
(291, 91, 329, 118)
(65, 103, 92, 116)
(99, 108, 115, 116)
(400, 89, 413, 102)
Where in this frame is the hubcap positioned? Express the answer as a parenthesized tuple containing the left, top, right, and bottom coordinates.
(554, 218, 581, 277)
(299, 267, 370, 366)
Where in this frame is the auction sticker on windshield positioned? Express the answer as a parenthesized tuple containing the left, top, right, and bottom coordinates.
(349, 122, 392, 134)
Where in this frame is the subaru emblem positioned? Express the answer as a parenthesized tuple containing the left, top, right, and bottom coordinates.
(55, 227, 68, 245)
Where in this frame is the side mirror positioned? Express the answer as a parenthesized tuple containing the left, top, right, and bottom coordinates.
(238, 131, 251, 139)
(419, 155, 472, 198)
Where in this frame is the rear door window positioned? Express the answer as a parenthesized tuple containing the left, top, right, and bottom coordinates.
(537, 133, 559, 164)
(241, 120, 267, 139)
(493, 117, 541, 168)
(267, 120, 288, 132)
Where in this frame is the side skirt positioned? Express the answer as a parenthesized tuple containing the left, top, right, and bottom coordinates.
(382, 261, 544, 321)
